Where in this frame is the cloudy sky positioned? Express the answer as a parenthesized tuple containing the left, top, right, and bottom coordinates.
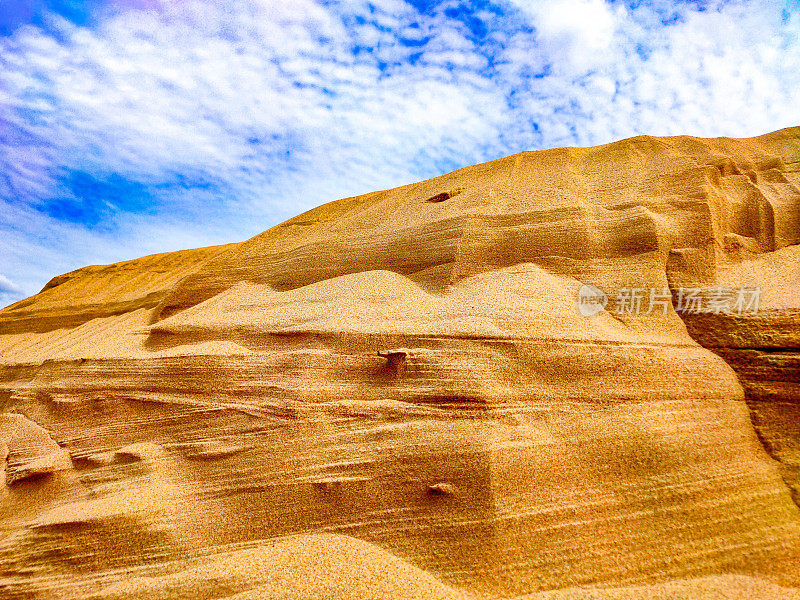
(0, 0, 798, 306)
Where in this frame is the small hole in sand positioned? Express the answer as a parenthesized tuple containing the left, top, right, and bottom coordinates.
(425, 187, 463, 202)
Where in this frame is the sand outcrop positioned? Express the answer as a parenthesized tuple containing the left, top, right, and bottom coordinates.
(0, 127, 798, 598)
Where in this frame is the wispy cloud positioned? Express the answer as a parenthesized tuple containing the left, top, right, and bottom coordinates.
(0, 274, 23, 294)
(0, 0, 798, 307)
(0, 273, 24, 308)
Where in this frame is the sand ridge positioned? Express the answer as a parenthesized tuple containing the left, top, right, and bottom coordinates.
(0, 127, 799, 599)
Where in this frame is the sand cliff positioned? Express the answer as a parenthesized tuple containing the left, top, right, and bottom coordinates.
(1, 127, 799, 599)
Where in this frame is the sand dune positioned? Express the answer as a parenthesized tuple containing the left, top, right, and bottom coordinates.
(1, 128, 799, 599)
(97, 533, 468, 600)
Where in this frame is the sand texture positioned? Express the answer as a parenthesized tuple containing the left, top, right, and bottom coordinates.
(0, 127, 799, 598)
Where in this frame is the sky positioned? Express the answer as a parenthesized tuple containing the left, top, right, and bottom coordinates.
(0, 0, 798, 307)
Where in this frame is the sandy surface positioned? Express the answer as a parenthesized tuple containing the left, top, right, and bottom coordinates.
(1, 127, 799, 599)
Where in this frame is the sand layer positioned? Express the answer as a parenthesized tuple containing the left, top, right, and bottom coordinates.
(1, 127, 799, 598)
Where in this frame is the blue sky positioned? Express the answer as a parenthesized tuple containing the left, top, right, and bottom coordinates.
(0, 0, 798, 306)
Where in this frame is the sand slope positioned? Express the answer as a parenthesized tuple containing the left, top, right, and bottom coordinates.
(0, 127, 799, 599)
(519, 575, 800, 600)
(98, 533, 468, 600)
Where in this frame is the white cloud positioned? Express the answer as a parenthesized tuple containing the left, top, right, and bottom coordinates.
(0, 270, 26, 309)
(510, 0, 622, 73)
(0, 275, 23, 295)
(501, 0, 800, 145)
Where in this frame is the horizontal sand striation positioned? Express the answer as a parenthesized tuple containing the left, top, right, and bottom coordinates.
(0, 127, 799, 599)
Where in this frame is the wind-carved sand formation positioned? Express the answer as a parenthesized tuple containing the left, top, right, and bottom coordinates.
(0, 127, 799, 599)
